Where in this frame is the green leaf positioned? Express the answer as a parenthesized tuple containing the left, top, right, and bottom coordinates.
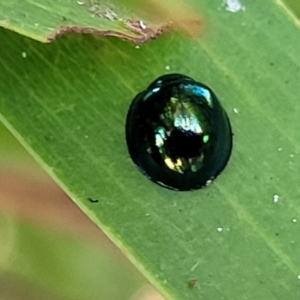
(1, 0, 300, 299)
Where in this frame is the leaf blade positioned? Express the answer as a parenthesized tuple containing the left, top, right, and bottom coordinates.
(1, 0, 300, 299)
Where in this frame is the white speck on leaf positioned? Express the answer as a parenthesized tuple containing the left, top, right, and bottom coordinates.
(298, 275, 300, 279)
(77, 1, 84, 5)
(217, 227, 223, 232)
(273, 194, 279, 203)
(190, 260, 200, 272)
(135, 45, 140, 49)
(165, 65, 171, 71)
(139, 20, 146, 30)
(22, 52, 27, 58)
(223, 0, 245, 13)
(278, 147, 283, 151)
(292, 218, 297, 223)
(233, 107, 238, 114)
(103, 8, 118, 21)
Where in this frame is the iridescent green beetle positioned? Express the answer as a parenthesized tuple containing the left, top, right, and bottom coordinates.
(126, 74, 232, 191)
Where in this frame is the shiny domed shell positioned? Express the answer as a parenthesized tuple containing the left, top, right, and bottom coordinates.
(126, 74, 232, 191)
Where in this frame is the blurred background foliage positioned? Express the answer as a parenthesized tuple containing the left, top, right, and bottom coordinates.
(285, 0, 300, 17)
(0, 117, 152, 299)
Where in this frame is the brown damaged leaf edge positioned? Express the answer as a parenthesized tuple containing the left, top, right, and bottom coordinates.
(46, 21, 171, 45)
(47, 0, 202, 44)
